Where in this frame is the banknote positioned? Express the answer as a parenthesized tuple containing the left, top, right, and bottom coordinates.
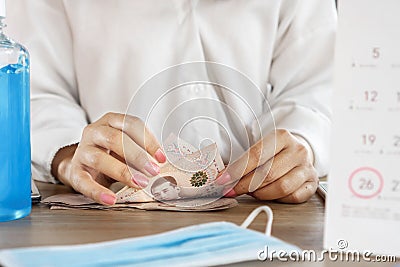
(42, 193, 238, 212)
(42, 134, 235, 211)
(115, 134, 226, 204)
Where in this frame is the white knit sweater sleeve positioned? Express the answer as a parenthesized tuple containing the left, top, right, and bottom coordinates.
(252, 0, 337, 177)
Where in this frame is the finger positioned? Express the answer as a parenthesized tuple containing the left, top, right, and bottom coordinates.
(292, 134, 314, 163)
(234, 142, 310, 194)
(276, 180, 318, 203)
(250, 166, 314, 200)
(123, 114, 164, 159)
(69, 167, 117, 206)
(89, 126, 160, 177)
(97, 113, 165, 163)
(226, 129, 291, 182)
(215, 171, 232, 185)
(77, 145, 149, 189)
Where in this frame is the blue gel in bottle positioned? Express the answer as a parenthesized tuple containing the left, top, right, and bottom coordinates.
(0, 0, 31, 222)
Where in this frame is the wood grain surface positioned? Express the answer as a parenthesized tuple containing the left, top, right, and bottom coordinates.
(0, 182, 395, 267)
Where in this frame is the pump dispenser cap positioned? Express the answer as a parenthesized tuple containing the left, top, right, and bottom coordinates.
(0, 0, 5, 18)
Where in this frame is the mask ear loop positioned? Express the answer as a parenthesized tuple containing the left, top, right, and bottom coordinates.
(240, 206, 273, 236)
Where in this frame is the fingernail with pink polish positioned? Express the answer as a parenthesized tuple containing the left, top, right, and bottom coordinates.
(132, 174, 149, 188)
(144, 161, 160, 176)
(100, 193, 116, 205)
(154, 148, 167, 163)
(216, 172, 231, 185)
(223, 188, 237, 198)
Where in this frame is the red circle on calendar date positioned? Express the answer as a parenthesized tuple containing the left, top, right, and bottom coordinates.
(348, 167, 383, 199)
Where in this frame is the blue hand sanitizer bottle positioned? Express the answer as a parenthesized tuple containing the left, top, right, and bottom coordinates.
(0, 0, 31, 222)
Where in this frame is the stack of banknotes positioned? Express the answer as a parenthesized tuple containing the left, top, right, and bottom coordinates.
(42, 134, 238, 211)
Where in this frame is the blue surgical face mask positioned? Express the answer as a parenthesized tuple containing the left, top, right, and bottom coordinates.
(0, 206, 300, 267)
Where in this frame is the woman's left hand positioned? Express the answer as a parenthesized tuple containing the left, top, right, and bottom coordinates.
(218, 129, 319, 203)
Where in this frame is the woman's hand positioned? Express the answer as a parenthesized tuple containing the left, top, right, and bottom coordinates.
(51, 112, 166, 205)
(219, 129, 318, 203)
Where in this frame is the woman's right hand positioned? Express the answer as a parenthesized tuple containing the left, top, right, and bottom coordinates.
(51, 112, 166, 205)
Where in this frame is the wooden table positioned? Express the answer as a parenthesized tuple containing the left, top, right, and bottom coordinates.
(0, 182, 395, 266)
